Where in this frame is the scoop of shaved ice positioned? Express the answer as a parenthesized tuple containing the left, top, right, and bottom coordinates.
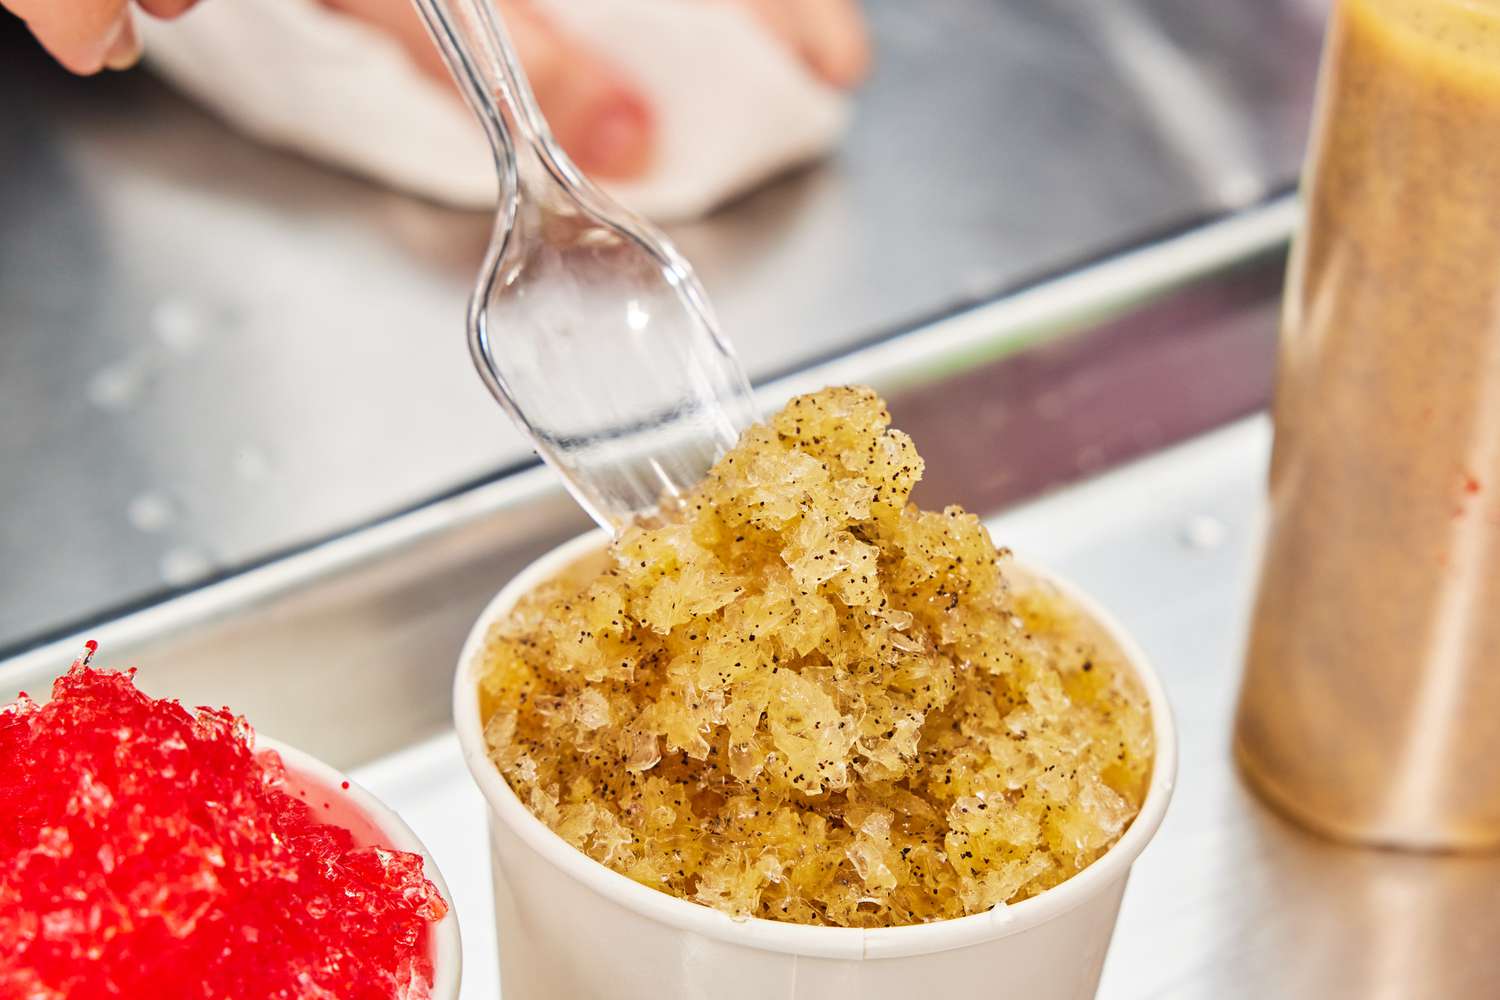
(0, 661, 448, 1000)
(476, 385, 1154, 928)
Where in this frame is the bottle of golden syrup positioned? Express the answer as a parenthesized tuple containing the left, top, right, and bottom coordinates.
(1237, 0, 1500, 848)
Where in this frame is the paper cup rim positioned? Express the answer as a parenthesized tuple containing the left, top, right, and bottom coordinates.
(454, 530, 1176, 962)
(260, 735, 464, 998)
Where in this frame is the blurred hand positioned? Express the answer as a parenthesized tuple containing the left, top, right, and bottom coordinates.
(4, 0, 192, 73)
(322, 0, 870, 180)
(13, 0, 869, 179)
(718, 0, 870, 89)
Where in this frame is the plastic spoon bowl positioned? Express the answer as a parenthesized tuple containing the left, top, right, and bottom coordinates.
(411, 0, 758, 533)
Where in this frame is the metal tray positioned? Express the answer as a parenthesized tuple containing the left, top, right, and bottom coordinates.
(24, 197, 1496, 998)
(351, 418, 1500, 999)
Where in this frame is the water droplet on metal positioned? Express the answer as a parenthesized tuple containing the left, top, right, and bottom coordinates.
(1216, 171, 1263, 209)
(87, 365, 140, 411)
(127, 492, 176, 533)
(1075, 445, 1107, 472)
(1034, 390, 1068, 420)
(232, 447, 271, 482)
(1180, 514, 1227, 551)
(152, 299, 204, 353)
(980, 402, 1010, 432)
(959, 266, 1003, 298)
(159, 547, 212, 587)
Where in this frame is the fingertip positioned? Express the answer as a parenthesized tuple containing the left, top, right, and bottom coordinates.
(573, 93, 654, 180)
(24, 2, 138, 76)
(798, 0, 873, 89)
(505, 3, 656, 180)
(33, 32, 106, 75)
(136, 0, 198, 19)
(103, 13, 142, 70)
(815, 36, 871, 88)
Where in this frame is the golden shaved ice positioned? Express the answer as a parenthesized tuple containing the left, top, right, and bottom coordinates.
(475, 386, 1153, 927)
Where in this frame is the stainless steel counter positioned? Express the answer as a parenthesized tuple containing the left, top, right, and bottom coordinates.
(352, 417, 1500, 1000)
(18, 192, 1493, 997)
(0, 0, 1322, 650)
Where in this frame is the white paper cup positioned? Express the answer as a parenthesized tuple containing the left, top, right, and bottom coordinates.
(455, 531, 1175, 1000)
(264, 736, 463, 1000)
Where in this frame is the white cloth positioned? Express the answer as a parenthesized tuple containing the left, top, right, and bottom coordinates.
(139, 0, 850, 220)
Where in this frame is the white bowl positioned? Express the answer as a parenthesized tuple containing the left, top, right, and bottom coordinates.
(455, 531, 1175, 1000)
(263, 736, 463, 1000)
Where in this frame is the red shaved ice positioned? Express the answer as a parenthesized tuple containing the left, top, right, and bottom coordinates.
(0, 660, 448, 1000)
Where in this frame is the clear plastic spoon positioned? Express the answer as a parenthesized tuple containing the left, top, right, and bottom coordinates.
(411, 0, 758, 534)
